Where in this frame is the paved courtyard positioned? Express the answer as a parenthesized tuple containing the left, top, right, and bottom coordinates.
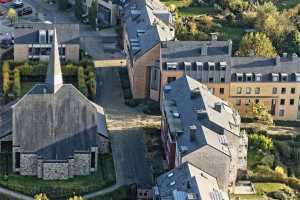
(96, 67, 160, 188)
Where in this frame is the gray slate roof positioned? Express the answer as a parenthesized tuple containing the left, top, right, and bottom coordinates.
(164, 76, 240, 156)
(14, 23, 80, 44)
(156, 162, 229, 200)
(124, 0, 174, 60)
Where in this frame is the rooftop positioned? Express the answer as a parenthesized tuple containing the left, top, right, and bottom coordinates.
(156, 162, 229, 200)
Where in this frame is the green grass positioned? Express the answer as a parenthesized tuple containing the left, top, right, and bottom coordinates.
(20, 82, 40, 96)
(254, 183, 291, 195)
(179, 6, 217, 16)
(0, 154, 116, 199)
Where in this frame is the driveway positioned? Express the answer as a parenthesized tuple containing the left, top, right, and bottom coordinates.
(96, 67, 160, 188)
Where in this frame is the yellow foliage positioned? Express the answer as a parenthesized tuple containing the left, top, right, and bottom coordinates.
(275, 166, 286, 178)
(34, 193, 49, 200)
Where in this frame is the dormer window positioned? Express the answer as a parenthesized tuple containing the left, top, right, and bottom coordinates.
(39, 30, 46, 44)
(272, 73, 279, 82)
(220, 61, 226, 71)
(184, 62, 192, 71)
(281, 73, 288, 82)
(166, 62, 177, 70)
(236, 73, 243, 82)
(255, 73, 262, 82)
(246, 73, 252, 82)
(196, 62, 203, 71)
(295, 73, 300, 82)
(48, 30, 53, 44)
(208, 62, 215, 71)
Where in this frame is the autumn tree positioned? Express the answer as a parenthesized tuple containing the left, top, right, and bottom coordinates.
(34, 193, 49, 200)
(247, 102, 273, 126)
(237, 32, 277, 58)
(7, 8, 17, 25)
(2, 62, 10, 96)
(249, 133, 273, 151)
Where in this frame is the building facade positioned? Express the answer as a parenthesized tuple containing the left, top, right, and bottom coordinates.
(161, 76, 248, 192)
(14, 23, 80, 62)
(147, 40, 300, 121)
(11, 29, 108, 180)
(122, 0, 175, 99)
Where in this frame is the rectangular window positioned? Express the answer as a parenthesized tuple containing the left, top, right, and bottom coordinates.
(220, 88, 224, 95)
(246, 87, 251, 94)
(15, 152, 20, 168)
(237, 76, 243, 82)
(236, 99, 241, 106)
(280, 99, 285, 105)
(279, 109, 285, 116)
(281, 88, 286, 94)
(91, 152, 96, 168)
(255, 87, 260, 94)
(220, 77, 225, 83)
(272, 88, 277, 94)
(290, 99, 295, 105)
(291, 88, 296, 94)
(167, 77, 176, 83)
(237, 87, 242, 94)
(209, 77, 214, 83)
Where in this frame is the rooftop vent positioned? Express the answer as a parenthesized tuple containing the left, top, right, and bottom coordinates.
(187, 193, 198, 200)
(172, 112, 180, 118)
(170, 181, 176, 186)
(189, 125, 197, 141)
(214, 102, 222, 113)
(180, 146, 189, 153)
(168, 172, 174, 178)
(191, 88, 201, 99)
(164, 85, 172, 93)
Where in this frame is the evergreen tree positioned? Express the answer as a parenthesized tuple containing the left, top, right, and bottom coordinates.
(89, 0, 98, 29)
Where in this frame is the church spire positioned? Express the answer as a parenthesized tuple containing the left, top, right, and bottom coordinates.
(45, 28, 63, 93)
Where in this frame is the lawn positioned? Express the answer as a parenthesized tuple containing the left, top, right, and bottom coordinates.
(179, 6, 217, 16)
(0, 154, 116, 200)
(20, 82, 40, 96)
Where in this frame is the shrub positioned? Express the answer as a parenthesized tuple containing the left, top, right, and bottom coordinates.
(275, 166, 287, 178)
(77, 67, 88, 96)
(12, 68, 21, 98)
(249, 133, 273, 151)
(62, 64, 78, 76)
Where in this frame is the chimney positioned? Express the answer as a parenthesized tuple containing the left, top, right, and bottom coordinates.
(275, 56, 280, 66)
(292, 53, 298, 61)
(189, 125, 197, 141)
(228, 40, 232, 56)
(201, 43, 207, 56)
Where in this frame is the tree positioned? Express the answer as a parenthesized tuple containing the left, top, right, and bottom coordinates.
(275, 166, 287, 178)
(77, 67, 88, 96)
(249, 133, 273, 151)
(69, 195, 83, 200)
(226, 0, 248, 13)
(247, 102, 273, 126)
(58, 0, 69, 11)
(2, 62, 10, 96)
(237, 32, 277, 58)
(89, 0, 98, 29)
(75, 0, 83, 20)
(7, 8, 17, 25)
(278, 30, 300, 55)
(34, 193, 49, 200)
(13, 68, 21, 98)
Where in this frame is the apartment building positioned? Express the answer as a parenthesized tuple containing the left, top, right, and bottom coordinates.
(161, 76, 248, 192)
(153, 162, 229, 200)
(122, 0, 175, 99)
(14, 23, 80, 62)
(150, 40, 300, 121)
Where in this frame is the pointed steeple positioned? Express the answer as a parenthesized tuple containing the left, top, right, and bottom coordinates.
(45, 28, 63, 93)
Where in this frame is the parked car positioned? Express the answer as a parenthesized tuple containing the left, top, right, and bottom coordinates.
(17, 7, 32, 16)
(0, 0, 12, 4)
(10, 0, 24, 9)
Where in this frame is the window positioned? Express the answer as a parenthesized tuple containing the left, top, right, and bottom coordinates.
(279, 109, 285, 116)
(245, 99, 251, 105)
(220, 77, 225, 83)
(236, 73, 243, 82)
(236, 99, 241, 106)
(209, 77, 214, 82)
(236, 87, 242, 94)
(281, 75, 288, 81)
(255, 99, 259, 103)
(281, 88, 286, 94)
(91, 152, 96, 168)
(290, 99, 295, 105)
(280, 99, 285, 105)
(255, 87, 260, 94)
(296, 74, 300, 82)
(15, 152, 20, 168)
(246, 74, 252, 82)
(255, 74, 262, 82)
(209, 65, 214, 71)
(167, 77, 176, 83)
(246, 87, 251, 94)
(220, 88, 224, 95)
(291, 88, 296, 94)
(272, 88, 277, 94)
(272, 73, 279, 82)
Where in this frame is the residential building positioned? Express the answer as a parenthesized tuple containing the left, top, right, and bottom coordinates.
(150, 40, 300, 121)
(153, 162, 229, 200)
(122, 0, 175, 99)
(83, 0, 120, 26)
(14, 23, 80, 62)
(161, 76, 248, 192)
(10, 29, 108, 180)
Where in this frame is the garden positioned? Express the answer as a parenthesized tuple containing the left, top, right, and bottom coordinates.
(1, 59, 97, 103)
(0, 153, 115, 200)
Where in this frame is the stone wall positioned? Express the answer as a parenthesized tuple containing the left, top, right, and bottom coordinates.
(20, 153, 38, 176)
(74, 153, 91, 176)
(42, 162, 69, 180)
